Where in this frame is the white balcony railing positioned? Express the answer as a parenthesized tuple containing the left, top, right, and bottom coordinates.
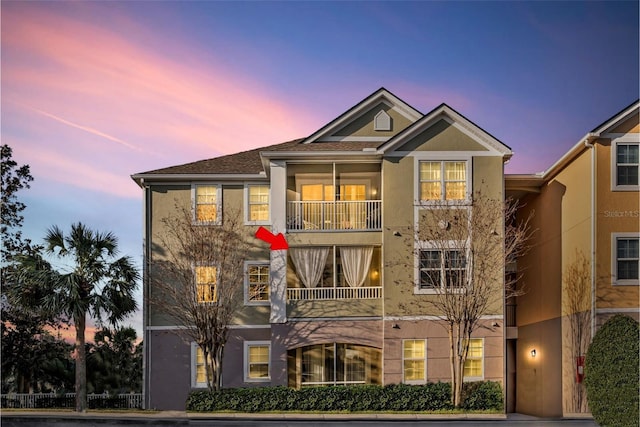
(287, 286, 382, 301)
(287, 200, 381, 231)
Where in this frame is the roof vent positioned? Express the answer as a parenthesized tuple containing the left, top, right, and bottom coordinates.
(374, 110, 391, 131)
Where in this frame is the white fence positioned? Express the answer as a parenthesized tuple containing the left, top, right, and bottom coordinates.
(1, 392, 142, 409)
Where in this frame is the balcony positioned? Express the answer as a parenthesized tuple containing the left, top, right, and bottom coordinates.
(287, 286, 382, 301)
(287, 200, 381, 232)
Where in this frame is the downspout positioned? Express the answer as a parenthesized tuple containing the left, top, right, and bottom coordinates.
(141, 179, 151, 409)
(583, 133, 598, 340)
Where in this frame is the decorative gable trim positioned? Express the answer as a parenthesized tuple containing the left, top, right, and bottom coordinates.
(301, 88, 422, 144)
(374, 110, 391, 131)
(379, 104, 512, 158)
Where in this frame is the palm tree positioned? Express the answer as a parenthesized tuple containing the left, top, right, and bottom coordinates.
(42, 223, 139, 412)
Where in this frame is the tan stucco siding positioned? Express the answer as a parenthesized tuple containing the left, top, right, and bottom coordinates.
(287, 299, 382, 318)
(516, 319, 563, 417)
(382, 156, 420, 316)
(383, 319, 503, 385)
(285, 231, 381, 247)
(473, 156, 504, 199)
(147, 184, 271, 327)
(595, 139, 639, 308)
(395, 119, 489, 152)
(333, 102, 413, 138)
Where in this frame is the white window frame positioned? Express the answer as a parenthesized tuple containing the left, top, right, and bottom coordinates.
(402, 339, 427, 384)
(244, 183, 271, 225)
(414, 240, 469, 295)
(191, 342, 208, 388)
(415, 157, 471, 204)
(463, 338, 484, 381)
(244, 260, 270, 306)
(611, 233, 640, 286)
(194, 263, 219, 304)
(244, 341, 271, 383)
(611, 137, 639, 191)
(192, 183, 222, 224)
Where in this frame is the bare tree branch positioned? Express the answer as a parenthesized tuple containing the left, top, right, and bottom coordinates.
(389, 192, 534, 407)
(150, 202, 250, 390)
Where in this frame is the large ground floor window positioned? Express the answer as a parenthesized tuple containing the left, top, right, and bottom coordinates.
(287, 343, 381, 387)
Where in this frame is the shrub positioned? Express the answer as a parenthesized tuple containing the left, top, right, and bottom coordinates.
(186, 381, 503, 412)
(461, 381, 504, 411)
(585, 315, 639, 427)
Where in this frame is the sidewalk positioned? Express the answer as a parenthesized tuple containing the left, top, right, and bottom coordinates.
(1, 409, 595, 421)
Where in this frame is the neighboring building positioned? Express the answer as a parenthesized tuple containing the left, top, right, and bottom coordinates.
(505, 100, 639, 417)
(132, 88, 639, 415)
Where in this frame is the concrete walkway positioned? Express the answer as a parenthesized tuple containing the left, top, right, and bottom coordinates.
(0, 409, 594, 421)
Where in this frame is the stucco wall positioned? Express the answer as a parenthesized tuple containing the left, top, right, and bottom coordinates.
(595, 139, 639, 309)
(148, 184, 271, 327)
(516, 318, 563, 417)
(383, 319, 504, 385)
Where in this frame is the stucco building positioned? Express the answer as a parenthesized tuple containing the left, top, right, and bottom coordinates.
(132, 89, 639, 415)
(505, 100, 639, 416)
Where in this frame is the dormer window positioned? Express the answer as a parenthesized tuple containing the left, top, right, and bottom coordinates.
(374, 110, 391, 131)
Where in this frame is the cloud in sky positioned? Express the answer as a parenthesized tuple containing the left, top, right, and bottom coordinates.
(1, 3, 319, 199)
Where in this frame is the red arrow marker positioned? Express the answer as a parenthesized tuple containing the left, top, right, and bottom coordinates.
(255, 226, 289, 250)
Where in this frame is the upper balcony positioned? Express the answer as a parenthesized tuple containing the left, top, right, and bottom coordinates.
(286, 163, 381, 233)
(287, 200, 381, 231)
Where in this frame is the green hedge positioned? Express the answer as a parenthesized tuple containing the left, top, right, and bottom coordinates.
(585, 315, 639, 427)
(187, 381, 503, 412)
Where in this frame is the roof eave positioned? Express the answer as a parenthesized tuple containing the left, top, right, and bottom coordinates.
(131, 172, 267, 187)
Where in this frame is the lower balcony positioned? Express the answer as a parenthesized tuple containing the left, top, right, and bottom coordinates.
(287, 286, 382, 301)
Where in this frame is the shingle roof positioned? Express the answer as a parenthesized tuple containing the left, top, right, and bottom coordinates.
(137, 140, 302, 175)
(135, 138, 383, 176)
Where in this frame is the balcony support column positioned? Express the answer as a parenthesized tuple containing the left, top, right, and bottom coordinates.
(270, 160, 287, 324)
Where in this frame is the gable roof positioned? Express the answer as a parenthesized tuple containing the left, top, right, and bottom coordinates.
(378, 103, 512, 158)
(300, 87, 423, 144)
(132, 88, 517, 187)
(505, 99, 640, 191)
(590, 99, 639, 135)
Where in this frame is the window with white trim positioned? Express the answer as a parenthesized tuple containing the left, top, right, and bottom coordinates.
(402, 339, 426, 384)
(245, 262, 270, 304)
(246, 184, 270, 223)
(464, 338, 484, 380)
(244, 341, 270, 382)
(418, 248, 467, 292)
(195, 265, 217, 303)
(191, 343, 209, 388)
(613, 141, 639, 190)
(613, 234, 639, 285)
(419, 161, 467, 201)
(193, 184, 221, 223)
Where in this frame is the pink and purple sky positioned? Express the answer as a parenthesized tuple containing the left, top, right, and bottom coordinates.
(2, 1, 638, 337)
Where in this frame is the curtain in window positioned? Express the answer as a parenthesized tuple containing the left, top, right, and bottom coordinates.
(290, 247, 330, 288)
(340, 246, 374, 288)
